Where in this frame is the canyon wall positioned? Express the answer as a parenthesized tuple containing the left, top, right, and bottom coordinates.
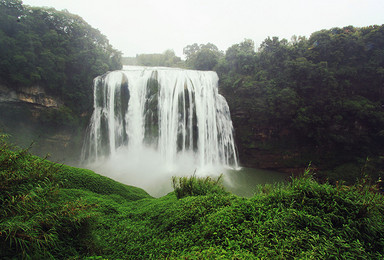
(0, 85, 86, 164)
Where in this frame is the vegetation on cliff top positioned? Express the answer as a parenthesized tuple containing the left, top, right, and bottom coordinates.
(1, 136, 384, 259)
(0, 0, 122, 114)
(0, 0, 123, 161)
(184, 26, 384, 180)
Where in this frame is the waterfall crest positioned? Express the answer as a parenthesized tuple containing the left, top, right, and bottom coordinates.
(82, 66, 238, 175)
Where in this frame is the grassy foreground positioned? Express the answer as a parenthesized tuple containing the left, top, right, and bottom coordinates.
(1, 135, 384, 259)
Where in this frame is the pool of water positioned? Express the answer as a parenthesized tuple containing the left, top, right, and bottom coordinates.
(88, 159, 290, 197)
(222, 168, 290, 197)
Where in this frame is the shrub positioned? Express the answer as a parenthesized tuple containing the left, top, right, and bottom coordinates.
(172, 174, 229, 199)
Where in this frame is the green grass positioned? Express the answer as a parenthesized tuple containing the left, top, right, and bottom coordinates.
(172, 174, 229, 199)
(1, 135, 384, 259)
(56, 165, 151, 201)
(0, 134, 150, 258)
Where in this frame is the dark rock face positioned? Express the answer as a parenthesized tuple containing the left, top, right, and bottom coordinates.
(231, 118, 302, 172)
(0, 85, 85, 164)
(0, 85, 62, 107)
(221, 88, 310, 173)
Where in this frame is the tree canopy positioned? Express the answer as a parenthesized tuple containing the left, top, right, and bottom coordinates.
(214, 25, 384, 172)
(183, 43, 223, 71)
(0, 0, 122, 113)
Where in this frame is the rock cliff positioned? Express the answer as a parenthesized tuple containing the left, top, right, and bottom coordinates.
(0, 85, 84, 164)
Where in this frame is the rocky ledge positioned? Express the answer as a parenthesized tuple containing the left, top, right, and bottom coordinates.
(0, 85, 62, 108)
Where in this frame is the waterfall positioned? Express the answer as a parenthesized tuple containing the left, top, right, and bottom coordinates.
(82, 66, 238, 186)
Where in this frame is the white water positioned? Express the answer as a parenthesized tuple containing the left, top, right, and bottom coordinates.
(82, 66, 239, 196)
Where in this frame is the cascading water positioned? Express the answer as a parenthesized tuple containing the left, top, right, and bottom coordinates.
(81, 66, 239, 196)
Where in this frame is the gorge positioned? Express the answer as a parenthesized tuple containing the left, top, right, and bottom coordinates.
(1, 0, 383, 186)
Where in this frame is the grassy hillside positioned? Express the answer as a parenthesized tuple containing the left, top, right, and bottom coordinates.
(1, 135, 384, 259)
(0, 134, 150, 258)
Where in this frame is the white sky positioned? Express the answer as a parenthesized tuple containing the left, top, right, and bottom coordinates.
(22, 0, 384, 58)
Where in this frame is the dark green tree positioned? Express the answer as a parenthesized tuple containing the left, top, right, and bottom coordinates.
(224, 39, 256, 74)
(183, 42, 223, 70)
(0, 1, 122, 114)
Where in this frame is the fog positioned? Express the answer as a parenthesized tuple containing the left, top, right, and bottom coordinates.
(84, 146, 228, 197)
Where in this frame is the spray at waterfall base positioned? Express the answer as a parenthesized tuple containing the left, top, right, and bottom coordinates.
(82, 66, 239, 196)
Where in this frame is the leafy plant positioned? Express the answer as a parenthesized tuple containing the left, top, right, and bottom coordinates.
(0, 134, 95, 258)
(172, 173, 229, 199)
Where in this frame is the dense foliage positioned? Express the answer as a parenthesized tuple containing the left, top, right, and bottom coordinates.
(1, 137, 384, 258)
(0, 135, 150, 258)
(0, 0, 122, 113)
(183, 42, 224, 71)
(186, 26, 384, 179)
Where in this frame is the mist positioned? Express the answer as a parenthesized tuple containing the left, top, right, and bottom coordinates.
(83, 145, 228, 197)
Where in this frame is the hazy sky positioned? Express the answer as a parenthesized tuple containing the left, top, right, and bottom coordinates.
(22, 0, 384, 58)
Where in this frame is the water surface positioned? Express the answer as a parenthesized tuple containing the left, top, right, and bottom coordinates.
(223, 168, 289, 197)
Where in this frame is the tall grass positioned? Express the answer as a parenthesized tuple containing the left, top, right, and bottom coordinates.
(1, 134, 384, 259)
(0, 135, 101, 258)
(172, 173, 229, 199)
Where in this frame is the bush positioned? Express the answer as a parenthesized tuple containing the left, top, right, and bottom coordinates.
(172, 174, 229, 199)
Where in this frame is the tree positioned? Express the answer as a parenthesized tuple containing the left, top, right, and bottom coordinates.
(183, 43, 223, 70)
(225, 39, 256, 74)
(0, 3, 122, 113)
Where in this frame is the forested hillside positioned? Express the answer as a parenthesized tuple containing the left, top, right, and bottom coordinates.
(0, 0, 121, 112)
(0, 0, 122, 161)
(184, 26, 384, 182)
